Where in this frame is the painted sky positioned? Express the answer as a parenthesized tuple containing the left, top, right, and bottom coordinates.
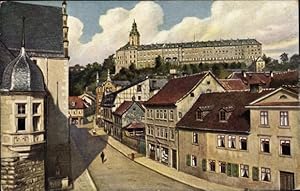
(21, 1, 299, 66)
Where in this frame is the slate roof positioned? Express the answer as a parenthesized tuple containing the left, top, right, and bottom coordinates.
(119, 39, 261, 51)
(0, 47, 45, 92)
(0, 1, 64, 57)
(177, 90, 273, 133)
(144, 72, 209, 106)
(0, 40, 15, 85)
(220, 79, 248, 91)
(69, 96, 85, 109)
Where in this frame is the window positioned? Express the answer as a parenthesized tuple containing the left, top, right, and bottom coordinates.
(138, 96, 141, 101)
(178, 112, 182, 118)
(206, 89, 211, 93)
(280, 140, 291, 156)
(147, 126, 151, 135)
(227, 163, 239, 177)
(169, 110, 174, 121)
(219, 110, 226, 121)
(170, 129, 175, 140)
(150, 109, 153, 118)
(240, 137, 247, 150)
(16, 103, 26, 131)
(32, 103, 40, 114)
(209, 160, 216, 172)
(260, 138, 270, 153)
(160, 128, 163, 137)
(186, 154, 191, 166)
(164, 128, 168, 139)
(191, 155, 197, 167)
(228, 136, 236, 149)
(156, 110, 159, 119)
(163, 110, 167, 119)
(192, 132, 198, 144)
(240, 164, 249, 178)
(252, 167, 259, 181)
(280, 111, 289, 126)
(190, 92, 194, 97)
(219, 162, 226, 173)
(159, 110, 163, 119)
(196, 110, 203, 120)
(217, 135, 225, 147)
(260, 111, 268, 125)
(261, 167, 271, 182)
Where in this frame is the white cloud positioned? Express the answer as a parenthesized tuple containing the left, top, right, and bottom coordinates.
(68, 1, 298, 65)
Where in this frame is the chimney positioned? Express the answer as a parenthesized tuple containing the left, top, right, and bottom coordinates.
(250, 83, 263, 93)
(242, 70, 247, 78)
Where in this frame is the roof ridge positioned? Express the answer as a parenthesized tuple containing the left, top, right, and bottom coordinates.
(173, 71, 208, 79)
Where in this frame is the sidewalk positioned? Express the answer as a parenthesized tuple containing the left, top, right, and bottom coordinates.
(70, 133, 97, 191)
(90, 128, 242, 191)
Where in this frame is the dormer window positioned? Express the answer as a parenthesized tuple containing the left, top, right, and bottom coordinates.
(219, 110, 226, 121)
(279, 95, 288, 99)
(71, 101, 76, 107)
(196, 110, 202, 120)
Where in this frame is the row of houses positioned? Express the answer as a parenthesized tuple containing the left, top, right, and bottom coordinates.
(98, 69, 299, 190)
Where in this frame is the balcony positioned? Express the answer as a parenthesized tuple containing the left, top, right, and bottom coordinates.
(2, 131, 45, 152)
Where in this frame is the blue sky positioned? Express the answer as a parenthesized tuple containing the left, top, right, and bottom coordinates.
(23, 1, 212, 43)
(19, 1, 298, 65)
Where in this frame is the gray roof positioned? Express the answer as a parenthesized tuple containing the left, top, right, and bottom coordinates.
(1, 47, 45, 92)
(0, 40, 15, 85)
(0, 1, 64, 57)
(119, 39, 261, 51)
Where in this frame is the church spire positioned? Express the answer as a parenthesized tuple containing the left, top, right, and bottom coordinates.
(21, 16, 25, 48)
(107, 69, 111, 82)
(129, 19, 140, 46)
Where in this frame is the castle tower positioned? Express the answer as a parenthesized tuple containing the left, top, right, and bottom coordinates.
(129, 20, 140, 46)
(0, 17, 47, 190)
(62, 0, 69, 58)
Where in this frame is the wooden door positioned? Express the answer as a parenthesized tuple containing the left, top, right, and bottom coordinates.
(280, 171, 294, 190)
(172, 149, 177, 169)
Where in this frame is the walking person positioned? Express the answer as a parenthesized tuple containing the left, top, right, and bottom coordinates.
(100, 151, 105, 163)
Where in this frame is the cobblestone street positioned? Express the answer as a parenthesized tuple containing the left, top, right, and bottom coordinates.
(70, 124, 200, 191)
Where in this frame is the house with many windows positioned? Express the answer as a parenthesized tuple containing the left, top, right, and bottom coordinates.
(176, 86, 299, 190)
(144, 71, 225, 169)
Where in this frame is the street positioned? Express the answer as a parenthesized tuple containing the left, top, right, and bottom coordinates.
(70, 124, 200, 191)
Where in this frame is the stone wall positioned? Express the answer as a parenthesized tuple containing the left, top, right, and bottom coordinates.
(1, 156, 45, 191)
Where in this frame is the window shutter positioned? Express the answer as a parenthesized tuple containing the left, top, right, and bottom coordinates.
(232, 163, 239, 177)
(186, 155, 191, 166)
(202, 159, 207, 171)
(227, 163, 232, 176)
(252, 167, 259, 181)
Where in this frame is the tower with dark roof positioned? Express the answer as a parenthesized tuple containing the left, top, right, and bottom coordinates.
(0, 17, 47, 190)
(129, 20, 140, 46)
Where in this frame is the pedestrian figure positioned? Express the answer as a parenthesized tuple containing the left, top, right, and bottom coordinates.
(100, 151, 105, 163)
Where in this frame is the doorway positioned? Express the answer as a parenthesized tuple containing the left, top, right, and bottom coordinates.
(280, 171, 294, 190)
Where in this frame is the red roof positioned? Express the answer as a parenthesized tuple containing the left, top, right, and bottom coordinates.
(114, 101, 133, 116)
(69, 96, 85, 109)
(177, 90, 272, 133)
(144, 72, 208, 106)
(125, 121, 145, 129)
(220, 79, 248, 90)
(229, 70, 298, 88)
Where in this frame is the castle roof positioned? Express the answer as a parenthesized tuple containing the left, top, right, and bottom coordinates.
(118, 38, 261, 51)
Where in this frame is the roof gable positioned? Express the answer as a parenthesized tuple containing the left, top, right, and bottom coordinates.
(248, 87, 299, 106)
(145, 72, 208, 106)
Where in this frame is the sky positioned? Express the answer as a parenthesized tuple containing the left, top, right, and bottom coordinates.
(21, 1, 299, 66)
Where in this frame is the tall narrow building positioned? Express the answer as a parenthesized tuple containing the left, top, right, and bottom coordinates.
(0, 1, 71, 190)
(0, 17, 47, 190)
